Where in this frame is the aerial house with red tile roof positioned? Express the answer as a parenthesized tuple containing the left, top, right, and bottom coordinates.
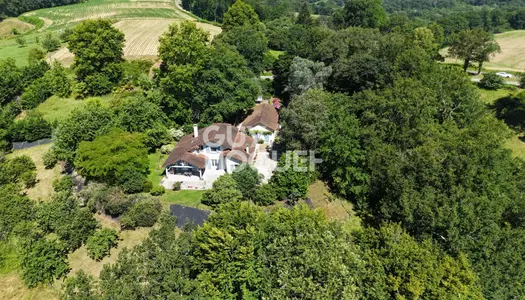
(161, 123, 256, 189)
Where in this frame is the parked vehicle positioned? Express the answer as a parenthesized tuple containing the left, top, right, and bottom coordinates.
(496, 72, 513, 78)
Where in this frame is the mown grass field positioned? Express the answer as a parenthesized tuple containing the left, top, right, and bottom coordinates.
(477, 87, 525, 161)
(23, 0, 191, 30)
(0, 215, 153, 300)
(0, 18, 34, 37)
(6, 144, 62, 201)
(0, 0, 221, 66)
(35, 94, 113, 122)
(443, 30, 525, 72)
(51, 18, 222, 64)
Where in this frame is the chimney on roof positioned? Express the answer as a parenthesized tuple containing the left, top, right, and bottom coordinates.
(193, 124, 198, 138)
(246, 146, 250, 154)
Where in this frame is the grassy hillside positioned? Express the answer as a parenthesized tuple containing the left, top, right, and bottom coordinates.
(22, 0, 192, 30)
(443, 30, 525, 72)
(0, 0, 221, 66)
(0, 18, 34, 37)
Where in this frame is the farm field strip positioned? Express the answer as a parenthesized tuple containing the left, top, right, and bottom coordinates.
(49, 18, 221, 63)
(23, 0, 192, 30)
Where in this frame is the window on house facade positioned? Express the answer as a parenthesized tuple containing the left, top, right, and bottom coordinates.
(211, 146, 220, 153)
(211, 159, 219, 167)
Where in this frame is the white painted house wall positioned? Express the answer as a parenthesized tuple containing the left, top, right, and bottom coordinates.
(197, 145, 224, 171)
(249, 124, 276, 144)
(225, 157, 241, 173)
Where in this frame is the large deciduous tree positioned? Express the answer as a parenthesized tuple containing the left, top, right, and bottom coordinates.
(54, 100, 114, 162)
(269, 152, 311, 201)
(338, 0, 387, 28)
(215, 24, 268, 74)
(67, 19, 125, 96)
(0, 184, 34, 239)
(231, 163, 261, 199)
(356, 223, 483, 299)
(158, 21, 257, 124)
(20, 238, 69, 288)
(222, 0, 259, 30)
(75, 129, 149, 192)
(448, 28, 500, 73)
(92, 201, 482, 298)
(0, 59, 23, 105)
(201, 174, 243, 207)
(279, 89, 333, 151)
(285, 57, 332, 96)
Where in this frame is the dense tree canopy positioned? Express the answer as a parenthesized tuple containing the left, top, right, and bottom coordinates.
(69, 202, 483, 298)
(54, 101, 114, 162)
(75, 129, 149, 192)
(222, 0, 260, 30)
(157, 21, 258, 124)
(215, 24, 268, 74)
(448, 28, 500, 72)
(336, 0, 387, 28)
(67, 19, 125, 96)
(3, 0, 525, 297)
(279, 89, 333, 151)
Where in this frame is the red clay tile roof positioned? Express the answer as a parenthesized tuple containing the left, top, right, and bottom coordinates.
(162, 123, 256, 168)
(241, 103, 279, 131)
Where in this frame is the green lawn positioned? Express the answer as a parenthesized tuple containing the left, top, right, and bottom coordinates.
(477, 87, 525, 161)
(441, 30, 525, 72)
(268, 49, 284, 59)
(0, 240, 19, 276)
(0, 39, 41, 67)
(147, 151, 168, 187)
(35, 94, 113, 122)
(147, 151, 208, 209)
(477, 87, 516, 105)
(161, 190, 207, 208)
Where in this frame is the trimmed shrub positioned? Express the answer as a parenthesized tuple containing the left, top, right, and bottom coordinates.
(20, 238, 69, 288)
(253, 184, 277, 206)
(143, 180, 153, 193)
(150, 185, 165, 196)
(43, 149, 58, 169)
(42, 32, 61, 52)
(9, 112, 52, 142)
(82, 184, 131, 217)
(86, 228, 119, 261)
(202, 174, 242, 207)
(172, 181, 181, 191)
(120, 199, 162, 230)
(53, 176, 74, 193)
(480, 72, 505, 90)
(160, 143, 175, 154)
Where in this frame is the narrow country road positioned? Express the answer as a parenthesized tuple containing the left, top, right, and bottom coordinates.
(470, 78, 520, 86)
